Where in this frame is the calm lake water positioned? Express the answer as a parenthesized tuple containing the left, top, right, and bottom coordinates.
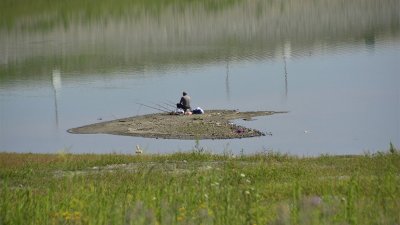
(1, 0, 399, 155)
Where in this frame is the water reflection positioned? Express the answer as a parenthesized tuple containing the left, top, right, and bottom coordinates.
(225, 59, 230, 101)
(1, 0, 399, 81)
(52, 69, 61, 128)
(283, 41, 291, 102)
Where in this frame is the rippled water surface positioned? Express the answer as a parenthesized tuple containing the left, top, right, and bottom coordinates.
(1, 0, 399, 155)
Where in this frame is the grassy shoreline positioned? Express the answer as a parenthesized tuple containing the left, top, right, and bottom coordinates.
(1, 149, 399, 224)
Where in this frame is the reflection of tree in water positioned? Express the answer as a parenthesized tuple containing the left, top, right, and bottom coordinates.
(0, 0, 398, 81)
(283, 42, 291, 102)
(225, 58, 230, 102)
(52, 69, 61, 128)
(364, 31, 376, 51)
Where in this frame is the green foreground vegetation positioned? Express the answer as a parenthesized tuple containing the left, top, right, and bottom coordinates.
(1, 146, 399, 225)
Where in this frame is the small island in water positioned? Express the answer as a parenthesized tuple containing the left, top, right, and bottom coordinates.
(68, 110, 287, 139)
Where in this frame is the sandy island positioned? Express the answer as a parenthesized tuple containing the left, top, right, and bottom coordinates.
(68, 110, 287, 139)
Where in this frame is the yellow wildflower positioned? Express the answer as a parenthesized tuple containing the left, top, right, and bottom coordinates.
(177, 216, 184, 222)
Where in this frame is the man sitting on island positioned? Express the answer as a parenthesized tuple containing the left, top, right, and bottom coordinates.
(176, 91, 192, 114)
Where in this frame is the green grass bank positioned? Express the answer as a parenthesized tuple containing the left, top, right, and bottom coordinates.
(1, 147, 399, 225)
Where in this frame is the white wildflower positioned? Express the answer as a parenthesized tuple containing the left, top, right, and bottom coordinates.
(211, 182, 220, 187)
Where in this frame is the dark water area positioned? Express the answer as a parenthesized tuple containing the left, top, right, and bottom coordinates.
(1, 0, 399, 155)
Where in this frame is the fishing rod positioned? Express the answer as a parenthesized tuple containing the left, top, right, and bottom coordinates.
(164, 101, 177, 108)
(136, 102, 170, 113)
(150, 101, 174, 111)
(152, 102, 175, 112)
(155, 103, 174, 112)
